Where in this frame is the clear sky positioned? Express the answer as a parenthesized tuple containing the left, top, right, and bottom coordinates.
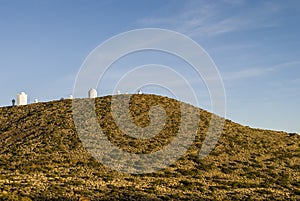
(0, 0, 299, 134)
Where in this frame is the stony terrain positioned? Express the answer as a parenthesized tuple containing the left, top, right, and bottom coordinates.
(0, 94, 299, 200)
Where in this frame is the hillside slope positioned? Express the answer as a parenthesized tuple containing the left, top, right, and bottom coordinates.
(0, 94, 299, 200)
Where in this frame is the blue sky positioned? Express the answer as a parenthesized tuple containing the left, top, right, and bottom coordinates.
(0, 0, 299, 133)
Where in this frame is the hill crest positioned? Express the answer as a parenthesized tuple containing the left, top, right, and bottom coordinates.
(0, 94, 299, 200)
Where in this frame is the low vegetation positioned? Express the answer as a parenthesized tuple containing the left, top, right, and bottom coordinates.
(0, 94, 299, 200)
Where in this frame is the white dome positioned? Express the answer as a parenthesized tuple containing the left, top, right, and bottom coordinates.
(88, 88, 97, 98)
(17, 92, 28, 106)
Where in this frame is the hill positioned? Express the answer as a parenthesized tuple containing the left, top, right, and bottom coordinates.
(0, 94, 299, 200)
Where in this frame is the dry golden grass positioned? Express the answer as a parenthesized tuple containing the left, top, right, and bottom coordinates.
(0, 94, 299, 200)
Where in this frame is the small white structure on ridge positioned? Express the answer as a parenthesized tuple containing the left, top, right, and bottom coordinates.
(88, 88, 97, 98)
(137, 89, 142, 94)
(117, 90, 121, 95)
(17, 92, 28, 106)
(69, 95, 73, 99)
(34, 99, 38, 103)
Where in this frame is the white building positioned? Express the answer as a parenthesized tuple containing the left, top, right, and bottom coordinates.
(88, 88, 97, 98)
(17, 92, 28, 106)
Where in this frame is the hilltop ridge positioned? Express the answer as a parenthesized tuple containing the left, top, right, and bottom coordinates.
(0, 94, 299, 200)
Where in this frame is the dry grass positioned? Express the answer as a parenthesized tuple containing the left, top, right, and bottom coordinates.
(0, 94, 299, 200)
